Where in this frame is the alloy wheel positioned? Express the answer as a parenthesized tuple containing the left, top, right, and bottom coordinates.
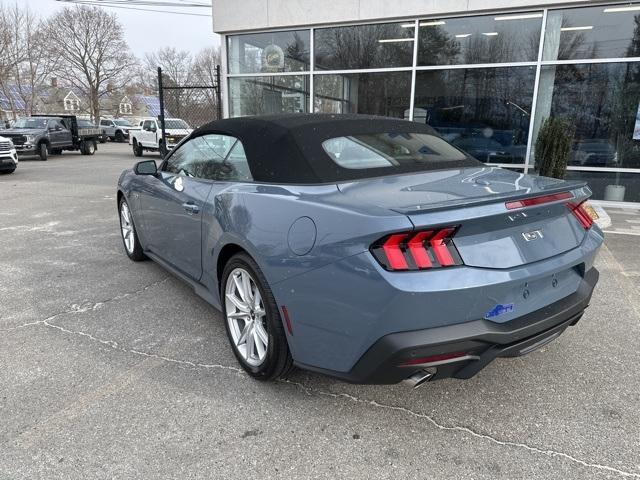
(225, 267, 269, 367)
(120, 202, 135, 254)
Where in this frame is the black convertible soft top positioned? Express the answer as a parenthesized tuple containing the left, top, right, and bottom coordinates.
(192, 113, 480, 184)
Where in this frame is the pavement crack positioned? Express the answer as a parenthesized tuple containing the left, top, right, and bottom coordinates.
(40, 318, 245, 375)
(279, 378, 640, 479)
(2, 277, 169, 332)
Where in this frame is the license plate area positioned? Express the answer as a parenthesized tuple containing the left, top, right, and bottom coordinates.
(484, 267, 582, 324)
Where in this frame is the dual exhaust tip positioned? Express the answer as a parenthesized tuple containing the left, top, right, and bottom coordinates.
(402, 368, 436, 389)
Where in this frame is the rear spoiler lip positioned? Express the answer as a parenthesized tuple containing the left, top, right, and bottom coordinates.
(390, 181, 590, 215)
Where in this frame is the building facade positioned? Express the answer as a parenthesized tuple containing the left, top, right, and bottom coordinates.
(212, 0, 640, 205)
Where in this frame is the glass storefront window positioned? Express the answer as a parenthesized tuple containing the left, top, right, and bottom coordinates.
(314, 23, 415, 70)
(565, 170, 640, 202)
(418, 12, 542, 66)
(228, 76, 309, 117)
(314, 72, 411, 118)
(533, 63, 640, 169)
(227, 31, 310, 74)
(413, 66, 536, 164)
(543, 4, 640, 61)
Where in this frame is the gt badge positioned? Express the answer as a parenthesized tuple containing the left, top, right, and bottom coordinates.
(522, 229, 543, 242)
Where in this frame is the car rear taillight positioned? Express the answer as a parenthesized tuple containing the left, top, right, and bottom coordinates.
(567, 201, 594, 230)
(370, 227, 463, 271)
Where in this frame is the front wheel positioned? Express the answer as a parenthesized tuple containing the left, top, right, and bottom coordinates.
(115, 130, 124, 143)
(133, 140, 143, 157)
(38, 143, 48, 161)
(222, 253, 293, 380)
(119, 198, 145, 261)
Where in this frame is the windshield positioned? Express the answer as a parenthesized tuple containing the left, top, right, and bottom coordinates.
(164, 119, 190, 129)
(12, 118, 50, 129)
(114, 120, 132, 126)
(322, 132, 468, 170)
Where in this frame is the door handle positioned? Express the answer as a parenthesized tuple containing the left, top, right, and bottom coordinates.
(182, 202, 200, 214)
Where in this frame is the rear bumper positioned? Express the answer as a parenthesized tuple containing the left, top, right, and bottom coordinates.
(296, 267, 598, 384)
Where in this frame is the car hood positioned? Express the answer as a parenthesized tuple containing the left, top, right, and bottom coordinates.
(336, 166, 585, 214)
(0, 128, 44, 136)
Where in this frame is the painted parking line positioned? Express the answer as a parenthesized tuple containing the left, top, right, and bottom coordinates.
(603, 230, 640, 236)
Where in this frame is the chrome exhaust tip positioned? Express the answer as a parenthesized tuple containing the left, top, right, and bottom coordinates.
(402, 369, 436, 389)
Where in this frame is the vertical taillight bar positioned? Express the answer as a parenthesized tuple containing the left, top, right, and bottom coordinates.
(371, 227, 462, 271)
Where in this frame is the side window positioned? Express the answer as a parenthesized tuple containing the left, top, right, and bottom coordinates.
(142, 120, 151, 131)
(199, 134, 253, 182)
(163, 134, 252, 182)
(164, 137, 210, 178)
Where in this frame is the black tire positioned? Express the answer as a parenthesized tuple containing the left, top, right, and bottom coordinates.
(118, 197, 145, 261)
(133, 140, 143, 157)
(38, 142, 48, 161)
(1, 168, 16, 174)
(221, 253, 293, 381)
(115, 130, 124, 143)
(80, 140, 96, 155)
(99, 134, 106, 144)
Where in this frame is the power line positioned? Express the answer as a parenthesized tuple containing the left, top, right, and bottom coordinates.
(58, 0, 211, 6)
(55, 0, 212, 16)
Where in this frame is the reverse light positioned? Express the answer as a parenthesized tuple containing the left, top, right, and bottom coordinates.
(567, 201, 594, 229)
(371, 227, 462, 271)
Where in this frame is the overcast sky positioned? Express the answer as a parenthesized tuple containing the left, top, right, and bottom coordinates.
(4, 0, 220, 58)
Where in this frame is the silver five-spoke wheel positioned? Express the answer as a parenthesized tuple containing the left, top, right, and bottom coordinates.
(225, 267, 268, 367)
(120, 202, 135, 254)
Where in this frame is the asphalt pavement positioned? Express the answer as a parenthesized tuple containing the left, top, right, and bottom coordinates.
(1, 143, 639, 479)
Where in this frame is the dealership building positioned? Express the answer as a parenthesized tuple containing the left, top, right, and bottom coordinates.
(212, 0, 640, 205)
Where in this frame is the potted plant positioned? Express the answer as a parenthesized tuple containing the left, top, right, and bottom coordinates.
(535, 117, 575, 180)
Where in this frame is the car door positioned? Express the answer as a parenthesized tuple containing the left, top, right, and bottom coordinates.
(136, 136, 218, 279)
(47, 120, 63, 147)
(48, 120, 71, 147)
(148, 120, 159, 147)
(139, 120, 150, 146)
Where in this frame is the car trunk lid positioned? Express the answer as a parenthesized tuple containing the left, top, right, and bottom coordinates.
(337, 167, 591, 269)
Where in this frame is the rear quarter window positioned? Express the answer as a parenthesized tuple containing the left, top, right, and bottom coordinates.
(322, 133, 468, 170)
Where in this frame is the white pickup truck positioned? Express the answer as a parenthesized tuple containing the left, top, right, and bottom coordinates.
(129, 117, 193, 157)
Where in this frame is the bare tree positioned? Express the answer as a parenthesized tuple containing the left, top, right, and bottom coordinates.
(144, 46, 193, 87)
(192, 46, 221, 119)
(10, 5, 57, 116)
(0, 4, 27, 119)
(46, 5, 135, 122)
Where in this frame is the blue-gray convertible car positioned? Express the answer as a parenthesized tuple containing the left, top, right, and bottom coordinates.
(117, 114, 603, 387)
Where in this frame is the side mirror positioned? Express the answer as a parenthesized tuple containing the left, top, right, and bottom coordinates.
(151, 126, 157, 133)
(134, 160, 157, 176)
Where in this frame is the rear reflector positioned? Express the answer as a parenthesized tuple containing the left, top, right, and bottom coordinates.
(371, 227, 462, 271)
(505, 191, 574, 210)
(567, 201, 594, 229)
(400, 351, 468, 366)
(281, 305, 293, 335)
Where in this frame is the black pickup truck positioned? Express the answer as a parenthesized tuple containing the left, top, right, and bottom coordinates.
(0, 114, 101, 161)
